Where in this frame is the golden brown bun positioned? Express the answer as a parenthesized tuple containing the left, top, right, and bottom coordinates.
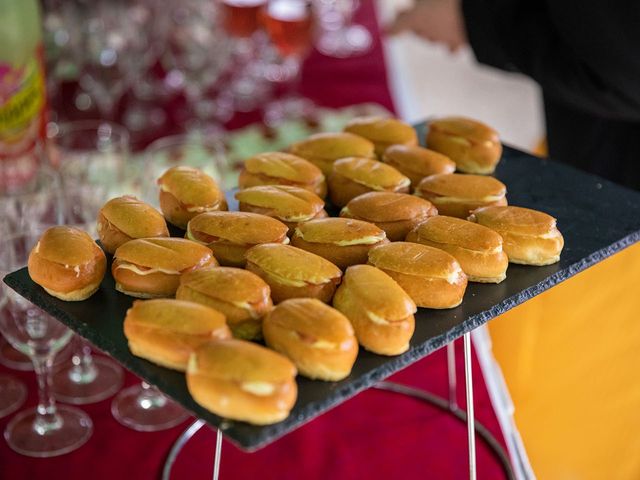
(340, 192, 438, 241)
(382, 145, 456, 189)
(426, 117, 502, 174)
(263, 298, 358, 381)
(187, 339, 297, 425)
(97, 195, 169, 254)
(328, 157, 411, 207)
(177, 267, 273, 341)
(245, 244, 342, 304)
(238, 152, 327, 198)
(124, 299, 231, 371)
(186, 211, 289, 267)
(291, 217, 388, 269)
(235, 185, 325, 227)
(289, 132, 376, 175)
(468, 206, 564, 265)
(333, 265, 416, 356)
(158, 166, 227, 229)
(415, 173, 507, 218)
(343, 116, 418, 157)
(406, 216, 508, 283)
(28, 226, 106, 301)
(112, 238, 217, 298)
(367, 242, 467, 309)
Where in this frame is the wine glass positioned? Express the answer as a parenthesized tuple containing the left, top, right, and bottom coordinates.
(0, 295, 27, 419)
(111, 133, 230, 432)
(0, 228, 93, 457)
(162, 0, 234, 134)
(313, 0, 372, 58)
(46, 121, 128, 404)
(0, 165, 65, 371)
(261, 0, 316, 125)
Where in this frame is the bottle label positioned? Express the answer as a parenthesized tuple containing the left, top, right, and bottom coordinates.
(0, 45, 47, 190)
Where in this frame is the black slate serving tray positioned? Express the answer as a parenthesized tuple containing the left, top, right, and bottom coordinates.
(5, 122, 640, 451)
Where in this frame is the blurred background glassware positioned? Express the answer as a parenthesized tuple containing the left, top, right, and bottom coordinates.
(77, 0, 160, 121)
(313, 0, 371, 58)
(220, 0, 274, 113)
(0, 227, 93, 457)
(46, 120, 127, 404)
(261, 0, 316, 126)
(0, 295, 27, 419)
(162, 0, 234, 135)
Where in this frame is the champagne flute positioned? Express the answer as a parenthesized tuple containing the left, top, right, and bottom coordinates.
(261, 0, 316, 125)
(46, 121, 128, 404)
(0, 228, 93, 457)
(313, 0, 372, 58)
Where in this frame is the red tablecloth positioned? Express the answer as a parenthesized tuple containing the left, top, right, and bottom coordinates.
(1, 2, 510, 478)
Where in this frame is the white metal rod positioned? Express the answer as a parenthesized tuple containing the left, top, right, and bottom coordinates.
(464, 332, 477, 480)
(213, 428, 222, 480)
(447, 341, 458, 410)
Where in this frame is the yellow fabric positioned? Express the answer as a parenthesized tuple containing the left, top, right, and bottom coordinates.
(489, 243, 640, 479)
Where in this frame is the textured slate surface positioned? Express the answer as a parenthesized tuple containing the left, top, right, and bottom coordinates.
(5, 123, 640, 451)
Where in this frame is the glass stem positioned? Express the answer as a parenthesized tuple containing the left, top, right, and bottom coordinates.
(68, 341, 98, 385)
(32, 354, 62, 434)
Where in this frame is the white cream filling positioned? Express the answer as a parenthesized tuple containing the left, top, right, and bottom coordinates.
(311, 339, 337, 350)
(185, 204, 220, 213)
(352, 176, 411, 191)
(115, 262, 180, 276)
(445, 268, 464, 285)
(280, 212, 316, 222)
(366, 311, 390, 325)
(241, 381, 275, 396)
(264, 270, 308, 287)
(432, 194, 504, 204)
(334, 235, 385, 246)
(73, 265, 81, 278)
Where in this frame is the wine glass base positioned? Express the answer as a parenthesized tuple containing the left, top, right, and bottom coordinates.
(4, 405, 93, 458)
(0, 374, 27, 419)
(52, 356, 124, 405)
(0, 336, 33, 371)
(316, 25, 373, 58)
(111, 384, 189, 432)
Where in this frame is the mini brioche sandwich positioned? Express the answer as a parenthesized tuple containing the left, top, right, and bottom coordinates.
(28, 226, 106, 301)
(157, 166, 227, 229)
(340, 192, 438, 241)
(186, 339, 297, 425)
(177, 267, 273, 341)
(97, 195, 169, 254)
(263, 298, 358, 381)
(112, 238, 217, 298)
(468, 206, 564, 266)
(343, 116, 418, 157)
(382, 145, 455, 189)
(288, 132, 376, 175)
(406, 216, 508, 283)
(124, 299, 231, 371)
(235, 185, 327, 233)
(333, 265, 416, 356)
(367, 242, 467, 309)
(245, 244, 342, 304)
(426, 117, 502, 174)
(291, 217, 388, 269)
(328, 157, 411, 208)
(415, 173, 507, 218)
(186, 211, 289, 267)
(238, 152, 327, 198)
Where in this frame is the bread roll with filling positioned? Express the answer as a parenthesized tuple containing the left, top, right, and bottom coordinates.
(468, 206, 564, 265)
(177, 267, 273, 341)
(367, 242, 467, 309)
(263, 298, 358, 380)
(187, 339, 297, 425)
(124, 299, 231, 371)
(289, 132, 375, 175)
(382, 145, 455, 189)
(28, 226, 106, 301)
(406, 216, 508, 283)
(333, 265, 416, 355)
(343, 116, 418, 157)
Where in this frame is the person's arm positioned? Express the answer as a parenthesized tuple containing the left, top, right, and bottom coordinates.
(462, 0, 640, 121)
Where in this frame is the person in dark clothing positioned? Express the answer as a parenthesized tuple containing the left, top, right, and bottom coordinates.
(388, 0, 640, 190)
